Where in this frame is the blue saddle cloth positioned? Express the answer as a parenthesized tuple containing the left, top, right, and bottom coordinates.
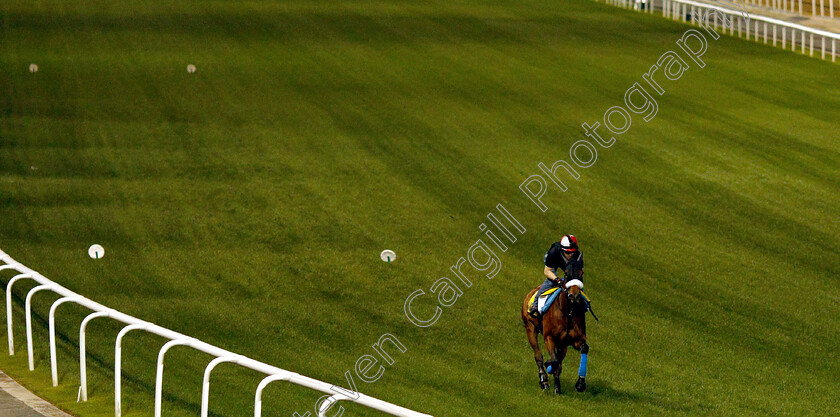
(529, 284, 563, 315)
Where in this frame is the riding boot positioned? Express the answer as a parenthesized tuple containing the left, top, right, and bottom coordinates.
(528, 297, 541, 317)
(530, 279, 556, 317)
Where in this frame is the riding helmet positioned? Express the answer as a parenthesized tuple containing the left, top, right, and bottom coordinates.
(560, 235, 579, 252)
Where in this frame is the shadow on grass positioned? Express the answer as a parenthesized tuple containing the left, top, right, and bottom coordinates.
(584, 379, 644, 400)
(577, 380, 704, 413)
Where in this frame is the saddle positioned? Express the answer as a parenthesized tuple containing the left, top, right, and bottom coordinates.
(528, 279, 591, 319)
(527, 286, 563, 317)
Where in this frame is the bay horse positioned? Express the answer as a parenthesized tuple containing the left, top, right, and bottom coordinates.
(520, 260, 588, 394)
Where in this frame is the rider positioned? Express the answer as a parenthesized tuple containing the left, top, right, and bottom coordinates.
(528, 234, 584, 317)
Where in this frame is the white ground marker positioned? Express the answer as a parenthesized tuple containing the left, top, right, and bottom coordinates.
(88, 244, 104, 259)
(29, 64, 38, 73)
(187, 64, 196, 73)
(380, 249, 396, 263)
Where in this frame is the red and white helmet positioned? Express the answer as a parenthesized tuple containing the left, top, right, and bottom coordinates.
(559, 235, 579, 252)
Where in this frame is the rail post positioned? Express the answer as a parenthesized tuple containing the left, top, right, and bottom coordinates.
(5, 272, 35, 355)
(254, 373, 292, 417)
(25, 284, 54, 370)
(154, 338, 193, 417)
(49, 296, 84, 386)
(115, 323, 149, 417)
(79, 310, 110, 401)
(201, 356, 241, 417)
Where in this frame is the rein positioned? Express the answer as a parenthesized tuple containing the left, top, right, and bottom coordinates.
(562, 284, 599, 322)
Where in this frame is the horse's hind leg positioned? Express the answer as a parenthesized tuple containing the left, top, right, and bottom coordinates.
(526, 326, 549, 389)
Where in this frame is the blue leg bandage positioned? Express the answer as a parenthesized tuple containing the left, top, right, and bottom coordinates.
(578, 353, 587, 378)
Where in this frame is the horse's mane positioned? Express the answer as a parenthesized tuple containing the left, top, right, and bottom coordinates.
(564, 259, 583, 284)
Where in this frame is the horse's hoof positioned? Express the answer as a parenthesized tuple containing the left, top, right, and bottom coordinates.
(575, 377, 586, 392)
(539, 373, 549, 390)
(554, 385, 562, 395)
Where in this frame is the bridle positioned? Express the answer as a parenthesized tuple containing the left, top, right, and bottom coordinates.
(562, 260, 584, 312)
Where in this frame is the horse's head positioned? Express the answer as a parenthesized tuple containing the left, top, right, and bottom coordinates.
(564, 281, 584, 307)
(564, 260, 585, 308)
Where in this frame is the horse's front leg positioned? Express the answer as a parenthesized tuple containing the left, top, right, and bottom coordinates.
(553, 345, 568, 395)
(574, 339, 589, 392)
(536, 359, 549, 390)
(542, 335, 558, 393)
(544, 336, 568, 395)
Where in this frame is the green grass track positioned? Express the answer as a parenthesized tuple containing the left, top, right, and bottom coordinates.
(1, 1, 839, 416)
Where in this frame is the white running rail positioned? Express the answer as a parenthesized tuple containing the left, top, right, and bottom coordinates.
(738, 0, 837, 19)
(0, 249, 432, 417)
(605, 0, 840, 62)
